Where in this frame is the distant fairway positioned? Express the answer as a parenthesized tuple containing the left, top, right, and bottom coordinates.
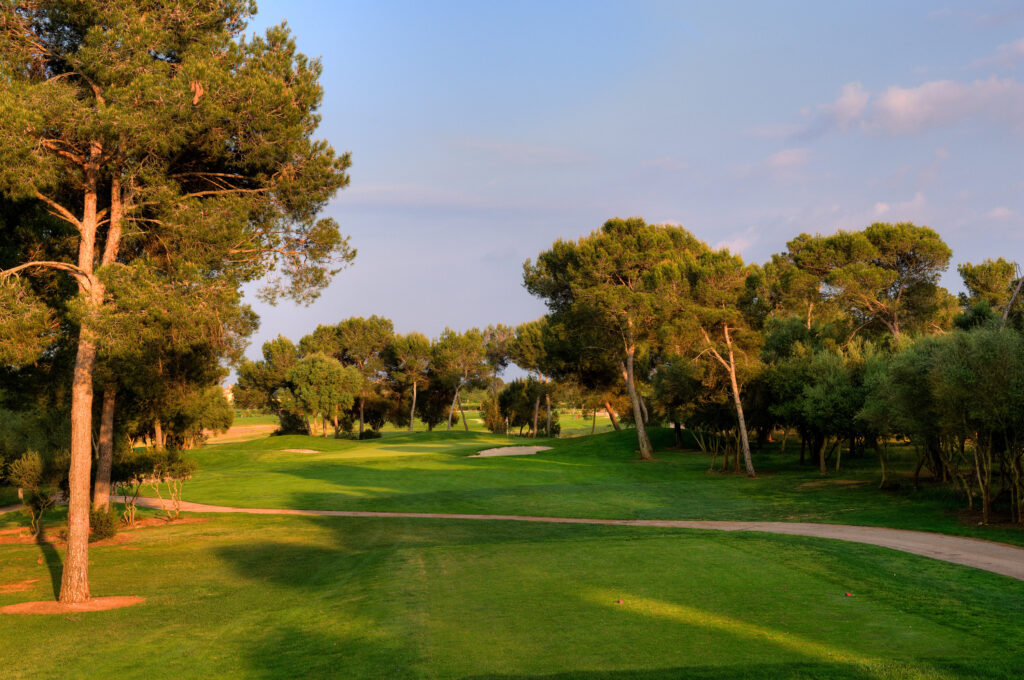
(135, 429, 1024, 546)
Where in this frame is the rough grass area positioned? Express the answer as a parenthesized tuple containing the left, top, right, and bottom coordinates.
(157, 429, 1024, 546)
(1, 514, 1022, 679)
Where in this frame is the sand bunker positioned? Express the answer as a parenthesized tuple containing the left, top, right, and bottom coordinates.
(282, 449, 320, 454)
(471, 446, 552, 458)
(1, 596, 145, 615)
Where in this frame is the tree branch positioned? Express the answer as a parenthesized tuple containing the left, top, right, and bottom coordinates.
(0, 260, 92, 288)
(34, 191, 82, 231)
(699, 326, 731, 371)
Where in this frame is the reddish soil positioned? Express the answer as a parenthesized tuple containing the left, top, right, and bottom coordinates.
(0, 531, 63, 546)
(1, 596, 145, 615)
(0, 579, 39, 594)
(0, 516, 207, 545)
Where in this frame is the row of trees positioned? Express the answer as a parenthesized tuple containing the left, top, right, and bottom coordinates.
(522, 217, 1024, 524)
(235, 317, 564, 438)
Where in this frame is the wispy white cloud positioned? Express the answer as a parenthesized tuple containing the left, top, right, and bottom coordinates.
(971, 37, 1024, 69)
(714, 226, 759, 255)
(765, 147, 810, 169)
(987, 206, 1014, 219)
(793, 77, 1024, 137)
(873, 192, 927, 218)
(824, 82, 870, 131)
(735, 148, 810, 180)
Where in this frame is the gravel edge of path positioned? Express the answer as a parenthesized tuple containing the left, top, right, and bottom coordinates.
(103, 497, 1024, 581)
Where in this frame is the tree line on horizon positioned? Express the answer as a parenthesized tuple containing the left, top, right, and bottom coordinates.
(522, 217, 1024, 526)
(231, 217, 1024, 527)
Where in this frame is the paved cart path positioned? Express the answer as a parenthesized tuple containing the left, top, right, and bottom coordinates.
(4, 498, 1021, 579)
(104, 497, 1024, 581)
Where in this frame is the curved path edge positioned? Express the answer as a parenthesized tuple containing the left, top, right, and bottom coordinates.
(114, 497, 1024, 581)
(3, 499, 1021, 580)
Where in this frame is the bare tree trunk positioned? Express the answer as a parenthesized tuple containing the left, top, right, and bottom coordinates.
(153, 419, 165, 450)
(701, 325, 753, 476)
(639, 394, 649, 424)
(545, 392, 552, 437)
(622, 352, 653, 460)
(409, 381, 417, 432)
(723, 330, 754, 477)
(1003, 274, 1024, 329)
(447, 383, 460, 431)
(359, 396, 365, 436)
(61, 145, 103, 605)
(92, 388, 116, 510)
(532, 394, 541, 438)
(458, 393, 469, 431)
(92, 176, 125, 512)
(591, 407, 597, 435)
(605, 401, 621, 431)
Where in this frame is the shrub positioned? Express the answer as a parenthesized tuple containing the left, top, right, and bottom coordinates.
(359, 429, 382, 440)
(6, 450, 65, 536)
(89, 507, 118, 542)
(147, 450, 198, 520)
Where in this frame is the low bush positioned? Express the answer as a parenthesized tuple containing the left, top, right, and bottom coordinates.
(89, 507, 118, 542)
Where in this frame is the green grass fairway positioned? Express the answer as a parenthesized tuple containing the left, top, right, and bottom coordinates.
(2, 513, 1023, 679)
(157, 429, 1024, 546)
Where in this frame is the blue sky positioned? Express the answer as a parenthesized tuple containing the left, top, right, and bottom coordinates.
(242, 0, 1024, 357)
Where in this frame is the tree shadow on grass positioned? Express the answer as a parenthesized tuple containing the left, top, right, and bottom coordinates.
(464, 663, 883, 680)
(465, 659, 1015, 680)
(36, 529, 62, 599)
(244, 624, 418, 680)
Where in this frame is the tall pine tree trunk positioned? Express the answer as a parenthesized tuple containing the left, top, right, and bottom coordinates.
(605, 401, 621, 431)
(458, 393, 469, 431)
(545, 392, 552, 437)
(92, 388, 116, 510)
(725, 350, 755, 477)
(359, 396, 365, 436)
(153, 419, 165, 450)
(62, 144, 103, 604)
(90, 177, 124, 512)
(532, 394, 540, 438)
(703, 325, 754, 477)
(447, 383, 461, 431)
(409, 381, 417, 432)
(622, 351, 653, 460)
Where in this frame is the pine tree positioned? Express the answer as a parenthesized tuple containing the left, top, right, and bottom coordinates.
(0, 2, 353, 603)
